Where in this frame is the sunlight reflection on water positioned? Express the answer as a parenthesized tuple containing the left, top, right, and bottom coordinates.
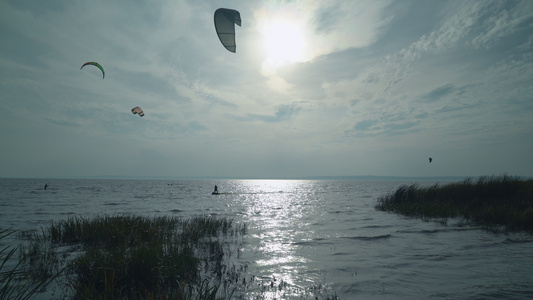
(233, 180, 332, 297)
(2, 179, 533, 299)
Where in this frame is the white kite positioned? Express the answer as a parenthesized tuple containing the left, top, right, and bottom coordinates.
(131, 106, 144, 117)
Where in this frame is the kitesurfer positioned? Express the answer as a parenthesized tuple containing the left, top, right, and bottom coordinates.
(214, 185, 218, 194)
(44, 184, 48, 190)
(429, 157, 433, 163)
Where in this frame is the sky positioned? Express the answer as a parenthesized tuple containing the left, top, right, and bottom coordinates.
(1, 0, 532, 179)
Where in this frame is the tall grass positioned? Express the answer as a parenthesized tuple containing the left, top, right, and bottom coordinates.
(18, 215, 248, 299)
(12, 213, 340, 299)
(1, 228, 60, 300)
(375, 175, 533, 231)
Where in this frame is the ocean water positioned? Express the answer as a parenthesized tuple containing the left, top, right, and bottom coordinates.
(1, 178, 532, 299)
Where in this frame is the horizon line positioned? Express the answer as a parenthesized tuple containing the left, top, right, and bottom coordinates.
(2, 174, 529, 181)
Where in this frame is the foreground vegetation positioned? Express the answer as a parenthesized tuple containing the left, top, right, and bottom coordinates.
(4, 215, 338, 299)
(1, 229, 60, 300)
(375, 175, 533, 232)
(16, 215, 248, 299)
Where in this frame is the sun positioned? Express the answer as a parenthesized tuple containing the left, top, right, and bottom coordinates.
(257, 12, 309, 75)
(263, 21, 305, 64)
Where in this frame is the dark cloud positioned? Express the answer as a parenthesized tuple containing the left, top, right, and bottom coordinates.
(419, 84, 454, 103)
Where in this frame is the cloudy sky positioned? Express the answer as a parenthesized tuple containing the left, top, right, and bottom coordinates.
(1, 0, 532, 179)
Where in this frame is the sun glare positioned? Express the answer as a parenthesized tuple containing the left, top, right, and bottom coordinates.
(264, 22, 305, 64)
(257, 11, 310, 75)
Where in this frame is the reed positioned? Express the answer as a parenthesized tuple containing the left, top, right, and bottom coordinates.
(1, 228, 60, 300)
(18, 215, 247, 299)
(14, 214, 337, 299)
(375, 175, 533, 231)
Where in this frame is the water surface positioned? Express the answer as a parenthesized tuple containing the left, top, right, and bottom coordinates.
(1, 178, 532, 299)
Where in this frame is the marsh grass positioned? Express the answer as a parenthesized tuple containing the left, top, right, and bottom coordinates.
(375, 175, 533, 232)
(13, 214, 338, 299)
(18, 215, 248, 299)
(1, 228, 61, 300)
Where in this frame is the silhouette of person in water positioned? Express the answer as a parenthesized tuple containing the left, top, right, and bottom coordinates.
(44, 184, 48, 190)
(429, 157, 433, 163)
(214, 185, 218, 193)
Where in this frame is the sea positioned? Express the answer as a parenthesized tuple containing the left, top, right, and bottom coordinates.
(1, 178, 532, 299)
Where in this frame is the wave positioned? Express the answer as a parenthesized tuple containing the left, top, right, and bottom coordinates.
(397, 227, 481, 234)
(104, 202, 128, 206)
(341, 234, 391, 241)
(360, 224, 387, 229)
(331, 252, 352, 256)
(293, 237, 334, 246)
(505, 238, 533, 244)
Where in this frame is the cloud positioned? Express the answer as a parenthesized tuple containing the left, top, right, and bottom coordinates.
(245, 103, 302, 123)
(2, 0, 533, 178)
(352, 119, 377, 131)
(397, 1, 533, 58)
(419, 84, 455, 103)
(266, 76, 294, 93)
(344, 110, 423, 138)
(471, 1, 533, 49)
(309, 1, 394, 55)
(254, 0, 394, 79)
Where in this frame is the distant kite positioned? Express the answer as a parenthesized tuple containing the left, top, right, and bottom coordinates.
(131, 106, 144, 117)
(429, 157, 432, 163)
(214, 8, 241, 52)
(81, 62, 105, 79)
